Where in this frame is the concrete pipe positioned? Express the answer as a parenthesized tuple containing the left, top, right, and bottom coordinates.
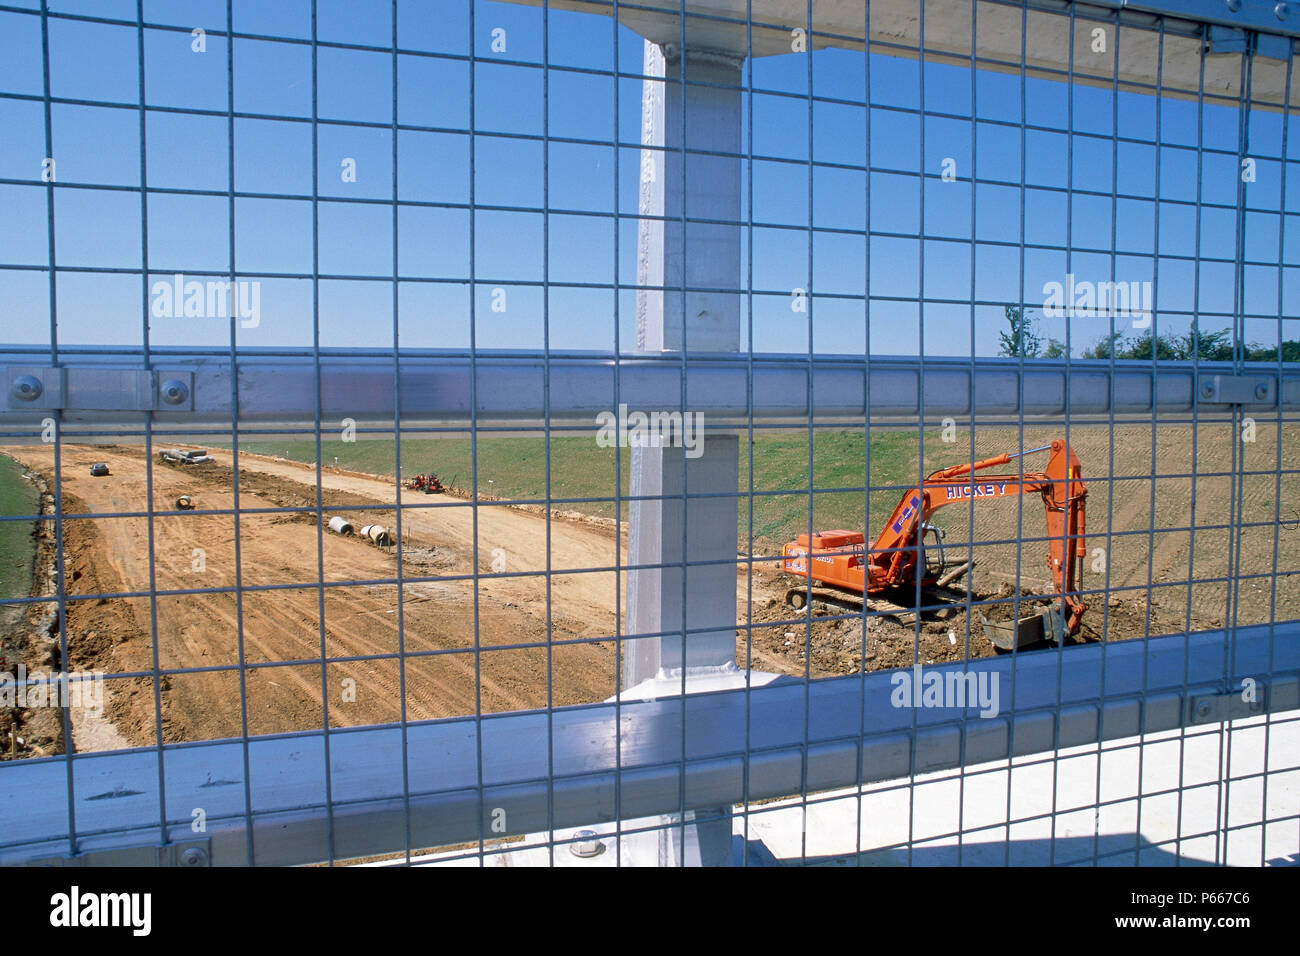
(328, 516, 355, 536)
(365, 525, 393, 546)
(176, 495, 194, 510)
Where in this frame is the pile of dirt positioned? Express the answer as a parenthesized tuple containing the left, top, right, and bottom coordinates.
(743, 591, 999, 679)
(978, 583, 1055, 622)
(741, 576, 1220, 681)
(0, 466, 62, 759)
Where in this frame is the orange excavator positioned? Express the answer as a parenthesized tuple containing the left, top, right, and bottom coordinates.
(781, 439, 1088, 644)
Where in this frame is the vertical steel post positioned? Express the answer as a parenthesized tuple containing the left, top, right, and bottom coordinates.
(625, 39, 745, 866)
(627, 42, 743, 687)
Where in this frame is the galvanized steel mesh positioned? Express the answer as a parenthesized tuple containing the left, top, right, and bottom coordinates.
(0, 0, 1296, 867)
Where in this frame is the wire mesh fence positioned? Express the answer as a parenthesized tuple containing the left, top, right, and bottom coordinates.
(0, 0, 1297, 867)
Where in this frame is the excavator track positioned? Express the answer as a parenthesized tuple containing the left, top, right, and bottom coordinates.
(783, 583, 966, 622)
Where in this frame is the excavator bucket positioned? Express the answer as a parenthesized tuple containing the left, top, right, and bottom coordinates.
(979, 604, 1065, 651)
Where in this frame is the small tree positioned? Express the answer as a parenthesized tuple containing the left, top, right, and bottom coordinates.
(1081, 332, 1122, 360)
(1128, 332, 1178, 360)
(1247, 339, 1300, 362)
(1239, 339, 1300, 362)
(998, 306, 1041, 358)
(1083, 331, 1178, 360)
(1175, 328, 1233, 361)
(1041, 337, 1068, 358)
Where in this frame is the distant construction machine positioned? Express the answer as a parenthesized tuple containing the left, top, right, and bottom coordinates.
(406, 473, 444, 494)
(781, 439, 1088, 648)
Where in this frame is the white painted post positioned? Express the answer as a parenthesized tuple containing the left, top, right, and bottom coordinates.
(624, 40, 745, 866)
(626, 42, 744, 691)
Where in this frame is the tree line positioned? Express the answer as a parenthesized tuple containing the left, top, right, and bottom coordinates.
(997, 306, 1299, 362)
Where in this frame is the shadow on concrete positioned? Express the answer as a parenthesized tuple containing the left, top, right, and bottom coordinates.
(767, 833, 1238, 867)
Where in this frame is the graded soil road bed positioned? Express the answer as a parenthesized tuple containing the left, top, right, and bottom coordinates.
(0, 444, 640, 748)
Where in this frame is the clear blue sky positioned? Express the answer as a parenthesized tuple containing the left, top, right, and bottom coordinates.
(0, 0, 1296, 357)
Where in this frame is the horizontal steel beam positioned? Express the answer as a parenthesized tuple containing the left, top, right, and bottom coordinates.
(505, 0, 1296, 105)
(1, 623, 1296, 865)
(2, 352, 1295, 427)
(1088, 0, 1300, 42)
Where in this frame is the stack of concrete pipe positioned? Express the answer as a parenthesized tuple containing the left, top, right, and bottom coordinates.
(360, 525, 393, 546)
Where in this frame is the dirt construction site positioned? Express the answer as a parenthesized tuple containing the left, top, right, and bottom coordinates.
(1, 420, 1296, 758)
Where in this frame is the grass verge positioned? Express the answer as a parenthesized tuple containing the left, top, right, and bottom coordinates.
(232, 428, 956, 548)
(0, 453, 38, 604)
